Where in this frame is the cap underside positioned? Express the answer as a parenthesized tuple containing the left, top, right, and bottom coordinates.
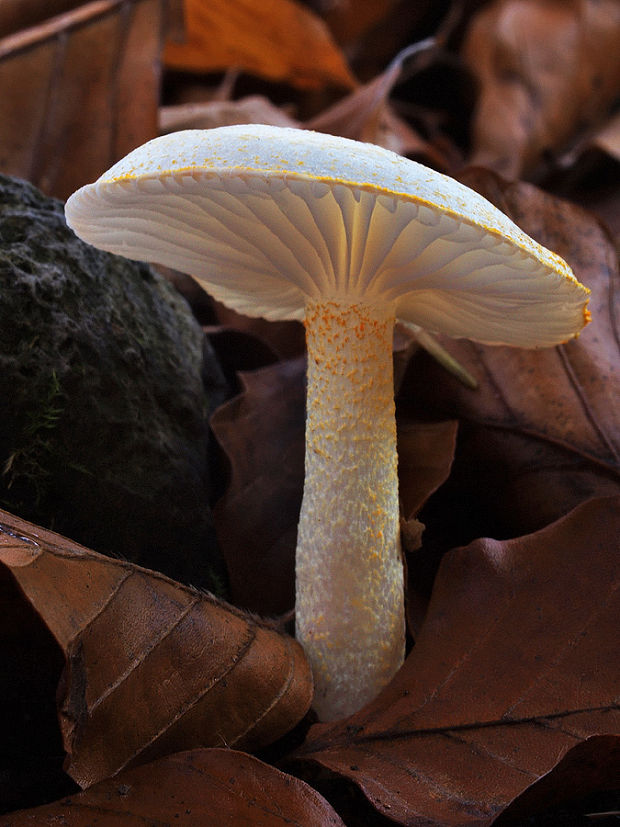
(65, 126, 590, 347)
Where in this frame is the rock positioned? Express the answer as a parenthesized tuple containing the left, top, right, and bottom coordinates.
(0, 174, 228, 592)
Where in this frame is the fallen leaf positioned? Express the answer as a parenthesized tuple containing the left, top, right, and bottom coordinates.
(293, 496, 620, 826)
(590, 110, 620, 164)
(397, 419, 459, 523)
(211, 359, 306, 616)
(159, 94, 299, 134)
(322, 0, 401, 50)
(0, 509, 313, 788)
(307, 42, 450, 166)
(0, 0, 162, 200)
(497, 735, 620, 824)
(397, 417, 459, 634)
(455, 168, 619, 469)
(163, 0, 356, 91)
(5, 749, 345, 826)
(324, 0, 448, 84)
(462, 0, 620, 178)
(0, 0, 81, 37)
(547, 109, 620, 242)
(400, 169, 620, 547)
(209, 299, 306, 362)
(558, 109, 620, 171)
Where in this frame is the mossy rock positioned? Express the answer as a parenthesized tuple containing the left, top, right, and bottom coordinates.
(0, 173, 228, 593)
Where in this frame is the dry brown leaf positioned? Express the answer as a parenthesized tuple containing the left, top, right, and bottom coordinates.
(396, 417, 459, 634)
(0, 509, 312, 788)
(401, 168, 620, 546)
(209, 299, 307, 361)
(306, 42, 449, 165)
(591, 110, 620, 163)
(548, 109, 620, 240)
(163, 0, 356, 91)
(293, 496, 620, 825)
(0, 0, 82, 37)
(159, 95, 299, 134)
(324, 0, 447, 84)
(557, 109, 620, 171)
(397, 419, 459, 522)
(211, 359, 306, 616)
(5, 749, 345, 826)
(323, 0, 401, 49)
(498, 735, 620, 823)
(455, 168, 619, 467)
(0, 0, 162, 200)
(462, 0, 620, 179)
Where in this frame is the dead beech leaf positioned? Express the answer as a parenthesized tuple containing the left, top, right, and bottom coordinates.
(293, 496, 620, 826)
(402, 169, 620, 543)
(397, 419, 458, 523)
(6, 749, 345, 826)
(0, 509, 312, 789)
(211, 359, 306, 617)
(306, 42, 450, 165)
(591, 110, 620, 163)
(558, 109, 620, 171)
(323, 0, 400, 49)
(0, 0, 82, 37)
(499, 734, 620, 824)
(397, 418, 458, 634)
(210, 299, 306, 361)
(163, 0, 356, 91)
(0, 0, 162, 200)
(550, 109, 620, 240)
(463, 0, 620, 178)
(159, 94, 299, 134)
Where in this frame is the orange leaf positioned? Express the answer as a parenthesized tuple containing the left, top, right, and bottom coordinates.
(0, 509, 312, 788)
(7, 749, 345, 826)
(163, 0, 356, 91)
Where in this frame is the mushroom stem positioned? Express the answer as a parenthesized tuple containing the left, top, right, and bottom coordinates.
(296, 298, 405, 720)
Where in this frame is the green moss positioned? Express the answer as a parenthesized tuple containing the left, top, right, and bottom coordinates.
(3, 370, 65, 505)
(0, 172, 228, 594)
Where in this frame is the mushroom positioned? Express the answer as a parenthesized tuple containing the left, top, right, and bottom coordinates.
(64, 124, 591, 720)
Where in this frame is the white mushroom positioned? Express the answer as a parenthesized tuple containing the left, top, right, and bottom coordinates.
(65, 125, 591, 720)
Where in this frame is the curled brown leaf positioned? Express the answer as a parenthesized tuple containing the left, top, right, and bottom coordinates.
(307, 42, 452, 165)
(0, 509, 312, 788)
(0, 0, 162, 199)
(6, 749, 345, 826)
(211, 359, 306, 617)
(293, 496, 620, 826)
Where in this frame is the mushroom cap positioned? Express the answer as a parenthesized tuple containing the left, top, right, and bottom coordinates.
(65, 124, 590, 347)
